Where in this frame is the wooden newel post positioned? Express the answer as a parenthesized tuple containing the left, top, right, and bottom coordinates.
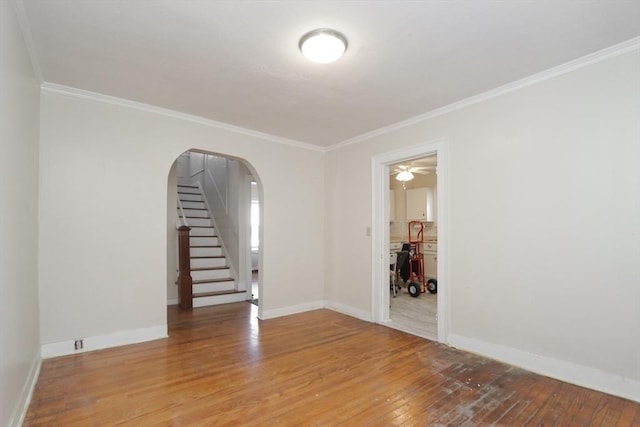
(178, 225, 193, 310)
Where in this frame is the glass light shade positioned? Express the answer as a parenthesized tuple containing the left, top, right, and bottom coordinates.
(299, 29, 347, 64)
(396, 171, 414, 182)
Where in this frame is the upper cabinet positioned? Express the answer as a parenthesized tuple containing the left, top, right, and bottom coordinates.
(406, 187, 436, 222)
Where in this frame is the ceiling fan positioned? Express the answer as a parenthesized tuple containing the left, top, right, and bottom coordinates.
(390, 164, 433, 182)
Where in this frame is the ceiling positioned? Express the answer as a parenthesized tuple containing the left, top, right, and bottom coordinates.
(20, 1, 640, 147)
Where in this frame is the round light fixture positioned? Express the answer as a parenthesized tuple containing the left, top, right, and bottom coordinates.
(299, 28, 347, 64)
(396, 171, 415, 182)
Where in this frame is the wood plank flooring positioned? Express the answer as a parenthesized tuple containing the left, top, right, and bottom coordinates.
(25, 303, 639, 426)
(388, 288, 437, 340)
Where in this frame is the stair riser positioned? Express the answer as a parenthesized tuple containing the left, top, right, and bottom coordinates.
(184, 217, 211, 227)
(190, 228, 216, 237)
(191, 247, 222, 257)
(177, 186, 200, 193)
(192, 269, 231, 281)
(193, 281, 236, 293)
(181, 209, 209, 218)
(180, 201, 205, 209)
(193, 292, 247, 308)
(179, 193, 202, 202)
(191, 237, 219, 246)
(191, 258, 226, 269)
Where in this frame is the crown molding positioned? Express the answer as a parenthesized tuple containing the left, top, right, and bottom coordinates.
(10, 0, 44, 82)
(328, 36, 640, 152)
(40, 83, 325, 153)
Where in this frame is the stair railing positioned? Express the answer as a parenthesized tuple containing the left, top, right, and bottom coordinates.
(177, 197, 189, 227)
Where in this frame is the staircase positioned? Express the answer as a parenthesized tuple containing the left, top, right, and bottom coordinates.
(177, 184, 247, 308)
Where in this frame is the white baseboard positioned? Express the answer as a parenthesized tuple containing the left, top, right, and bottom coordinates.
(41, 325, 168, 359)
(167, 298, 179, 306)
(259, 300, 325, 320)
(448, 334, 640, 403)
(258, 300, 373, 323)
(9, 352, 41, 427)
(325, 301, 372, 322)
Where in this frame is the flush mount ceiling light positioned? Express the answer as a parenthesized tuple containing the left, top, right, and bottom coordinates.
(299, 28, 348, 64)
(396, 171, 414, 182)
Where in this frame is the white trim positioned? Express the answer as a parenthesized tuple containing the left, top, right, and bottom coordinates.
(328, 36, 640, 151)
(449, 334, 640, 403)
(167, 298, 179, 306)
(40, 82, 324, 152)
(325, 301, 372, 322)
(8, 352, 41, 427)
(371, 139, 450, 343)
(10, 0, 44, 82)
(259, 300, 325, 320)
(40, 325, 167, 359)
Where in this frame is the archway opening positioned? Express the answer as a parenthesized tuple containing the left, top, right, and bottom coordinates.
(166, 149, 263, 316)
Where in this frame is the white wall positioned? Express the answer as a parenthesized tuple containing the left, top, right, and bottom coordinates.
(38, 88, 326, 352)
(0, 2, 41, 425)
(326, 49, 640, 400)
(166, 161, 178, 305)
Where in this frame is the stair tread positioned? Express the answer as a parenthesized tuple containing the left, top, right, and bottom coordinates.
(179, 207, 207, 211)
(190, 245, 221, 248)
(193, 290, 245, 298)
(191, 266, 229, 271)
(193, 278, 235, 284)
(191, 255, 225, 259)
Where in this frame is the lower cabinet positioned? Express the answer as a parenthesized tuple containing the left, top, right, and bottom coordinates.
(423, 241, 437, 280)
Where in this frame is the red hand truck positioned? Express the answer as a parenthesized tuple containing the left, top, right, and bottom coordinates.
(406, 221, 426, 297)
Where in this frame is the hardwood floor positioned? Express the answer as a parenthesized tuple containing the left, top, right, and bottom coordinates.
(26, 303, 639, 426)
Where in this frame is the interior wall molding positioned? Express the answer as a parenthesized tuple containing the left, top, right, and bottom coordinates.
(40, 82, 324, 153)
(324, 301, 372, 322)
(40, 325, 167, 359)
(8, 352, 41, 427)
(328, 36, 640, 152)
(449, 333, 640, 404)
(258, 300, 325, 320)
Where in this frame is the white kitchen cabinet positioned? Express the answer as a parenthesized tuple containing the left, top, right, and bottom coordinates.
(423, 241, 437, 280)
(406, 187, 435, 222)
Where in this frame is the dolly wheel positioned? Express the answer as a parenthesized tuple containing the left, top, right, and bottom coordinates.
(407, 282, 420, 297)
(427, 279, 438, 294)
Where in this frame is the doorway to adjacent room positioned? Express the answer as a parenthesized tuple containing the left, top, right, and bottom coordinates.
(371, 139, 449, 343)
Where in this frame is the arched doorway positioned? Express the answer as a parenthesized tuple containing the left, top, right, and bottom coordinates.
(166, 149, 263, 312)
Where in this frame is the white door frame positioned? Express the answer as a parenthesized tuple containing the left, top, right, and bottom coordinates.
(371, 138, 449, 343)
